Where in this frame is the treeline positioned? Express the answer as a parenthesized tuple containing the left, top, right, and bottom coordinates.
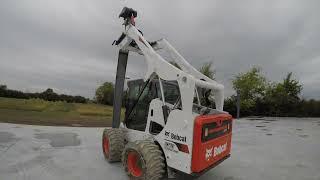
(0, 85, 87, 103)
(223, 68, 320, 117)
(4, 62, 317, 117)
(93, 66, 320, 117)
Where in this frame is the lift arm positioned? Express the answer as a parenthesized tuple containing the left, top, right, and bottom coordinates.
(112, 7, 225, 127)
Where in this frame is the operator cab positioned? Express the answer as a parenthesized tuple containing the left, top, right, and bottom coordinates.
(124, 75, 221, 134)
(124, 75, 181, 134)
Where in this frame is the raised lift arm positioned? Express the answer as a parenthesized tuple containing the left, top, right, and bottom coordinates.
(111, 7, 138, 128)
(112, 7, 225, 128)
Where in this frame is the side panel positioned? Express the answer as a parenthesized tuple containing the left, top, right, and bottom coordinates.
(155, 110, 197, 174)
(191, 113, 233, 173)
(124, 128, 152, 142)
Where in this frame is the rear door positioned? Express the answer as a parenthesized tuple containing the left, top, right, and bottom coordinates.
(191, 113, 233, 173)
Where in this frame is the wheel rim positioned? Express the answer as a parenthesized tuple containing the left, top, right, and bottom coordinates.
(103, 136, 109, 157)
(127, 151, 143, 177)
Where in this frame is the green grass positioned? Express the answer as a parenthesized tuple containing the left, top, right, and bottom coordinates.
(0, 97, 124, 127)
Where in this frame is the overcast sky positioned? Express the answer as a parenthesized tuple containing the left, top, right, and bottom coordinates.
(0, 0, 319, 99)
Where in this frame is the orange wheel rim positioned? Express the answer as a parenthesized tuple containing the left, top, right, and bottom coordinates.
(103, 136, 109, 157)
(127, 151, 143, 177)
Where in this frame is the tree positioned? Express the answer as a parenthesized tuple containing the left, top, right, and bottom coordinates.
(199, 62, 216, 80)
(0, 85, 87, 103)
(0, 84, 7, 90)
(197, 62, 216, 107)
(0, 84, 7, 97)
(40, 88, 59, 101)
(232, 67, 267, 116)
(263, 72, 302, 116)
(282, 72, 302, 100)
(95, 82, 114, 105)
(232, 67, 267, 100)
(73, 96, 87, 103)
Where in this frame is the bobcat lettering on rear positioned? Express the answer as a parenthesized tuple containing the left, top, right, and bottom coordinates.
(205, 142, 227, 161)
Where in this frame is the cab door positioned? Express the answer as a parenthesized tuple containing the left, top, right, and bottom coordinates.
(125, 79, 160, 131)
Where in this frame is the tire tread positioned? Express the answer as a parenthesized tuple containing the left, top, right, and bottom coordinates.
(102, 128, 124, 162)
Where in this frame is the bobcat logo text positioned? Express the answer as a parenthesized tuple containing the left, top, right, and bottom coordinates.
(205, 143, 227, 161)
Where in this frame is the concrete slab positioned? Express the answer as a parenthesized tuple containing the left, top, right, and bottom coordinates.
(0, 117, 320, 180)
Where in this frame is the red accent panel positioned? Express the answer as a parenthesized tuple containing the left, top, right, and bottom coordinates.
(191, 113, 233, 173)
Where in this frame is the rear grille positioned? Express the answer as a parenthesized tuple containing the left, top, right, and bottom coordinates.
(201, 119, 232, 142)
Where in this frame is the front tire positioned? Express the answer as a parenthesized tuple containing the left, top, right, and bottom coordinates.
(102, 128, 124, 162)
(122, 140, 166, 180)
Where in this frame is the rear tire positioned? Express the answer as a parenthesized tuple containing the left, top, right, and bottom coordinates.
(102, 128, 124, 162)
(122, 140, 166, 180)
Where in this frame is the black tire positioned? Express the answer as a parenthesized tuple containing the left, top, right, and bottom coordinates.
(122, 140, 166, 180)
(102, 128, 124, 162)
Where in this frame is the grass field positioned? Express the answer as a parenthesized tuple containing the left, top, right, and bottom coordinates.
(0, 97, 124, 127)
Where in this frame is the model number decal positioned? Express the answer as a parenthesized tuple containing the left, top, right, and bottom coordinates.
(165, 131, 186, 142)
(164, 141, 178, 153)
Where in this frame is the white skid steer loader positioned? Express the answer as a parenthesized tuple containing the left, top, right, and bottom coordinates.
(102, 7, 233, 179)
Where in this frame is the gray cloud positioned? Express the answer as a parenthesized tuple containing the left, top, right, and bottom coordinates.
(0, 0, 319, 99)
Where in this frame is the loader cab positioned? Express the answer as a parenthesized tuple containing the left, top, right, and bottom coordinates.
(124, 78, 222, 132)
(124, 77, 180, 133)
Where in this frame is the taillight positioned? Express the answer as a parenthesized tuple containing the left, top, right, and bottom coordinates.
(177, 143, 189, 154)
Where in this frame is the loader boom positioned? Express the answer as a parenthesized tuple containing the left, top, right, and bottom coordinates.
(104, 7, 233, 179)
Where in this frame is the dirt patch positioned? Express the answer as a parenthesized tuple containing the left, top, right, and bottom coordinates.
(266, 133, 273, 136)
(296, 128, 303, 131)
(248, 118, 265, 121)
(0, 131, 18, 143)
(34, 132, 81, 147)
(262, 121, 271, 124)
(32, 147, 40, 151)
(296, 163, 308, 168)
(1, 155, 51, 173)
(71, 124, 83, 127)
(264, 119, 277, 122)
(298, 135, 309, 138)
(256, 125, 266, 128)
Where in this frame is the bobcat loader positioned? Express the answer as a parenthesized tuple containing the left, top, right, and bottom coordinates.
(102, 7, 233, 179)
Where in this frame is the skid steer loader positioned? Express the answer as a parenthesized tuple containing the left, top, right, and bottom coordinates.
(102, 7, 233, 179)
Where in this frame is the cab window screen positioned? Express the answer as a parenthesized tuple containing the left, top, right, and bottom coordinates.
(162, 81, 180, 105)
(126, 80, 160, 131)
